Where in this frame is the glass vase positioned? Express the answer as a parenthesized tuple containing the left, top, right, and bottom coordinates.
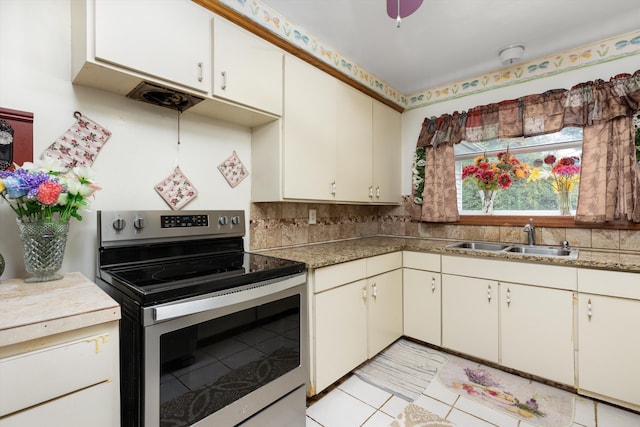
(17, 218, 69, 283)
(480, 189, 496, 214)
(558, 189, 571, 216)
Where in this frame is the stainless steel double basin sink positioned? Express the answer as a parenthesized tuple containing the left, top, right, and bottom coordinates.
(446, 241, 578, 259)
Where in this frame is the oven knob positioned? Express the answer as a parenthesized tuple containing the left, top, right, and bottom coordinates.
(231, 215, 240, 225)
(133, 217, 145, 230)
(218, 216, 228, 225)
(112, 218, 126, 231)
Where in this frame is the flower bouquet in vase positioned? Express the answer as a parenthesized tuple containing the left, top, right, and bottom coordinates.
(0, 158, 100, 282)
(462, 151, 529, 214)
(529, 155, 580, 216)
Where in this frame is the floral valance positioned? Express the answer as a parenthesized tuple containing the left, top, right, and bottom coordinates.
(414, 69, 640, 223)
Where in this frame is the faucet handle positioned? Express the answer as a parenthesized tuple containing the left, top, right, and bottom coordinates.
(561, 240, 570, 249)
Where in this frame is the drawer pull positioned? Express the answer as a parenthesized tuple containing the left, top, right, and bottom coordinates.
(362, 286, 367, 302)
(376, 186, 381, 198)
(487, 284, 492, 302)
(506, 288, 511, 306)
(369, 186, 374, 198)
(587, 298, 592, 319)
(431, 277, 436, 293)
(372, 283, 377, 299)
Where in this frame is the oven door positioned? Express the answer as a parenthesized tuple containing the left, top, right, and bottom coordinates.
(143, 273, 307, 427)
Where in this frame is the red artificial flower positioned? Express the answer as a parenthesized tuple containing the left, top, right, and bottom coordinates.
(478, 162, 491, 170)
(544, 154, 556, 165)
(497, 173, 513, 189)
(36, 181, 63, 206)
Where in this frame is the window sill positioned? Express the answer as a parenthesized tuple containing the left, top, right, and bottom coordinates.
(456, 215, 640, 230)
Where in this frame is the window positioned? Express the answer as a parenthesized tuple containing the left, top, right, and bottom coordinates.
(454, 127, 583, 215)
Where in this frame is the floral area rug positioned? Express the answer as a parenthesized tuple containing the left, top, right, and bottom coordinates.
(436, 357, 575, 427)
(353, 339, 447, 401)
(390, 403, 455, 427)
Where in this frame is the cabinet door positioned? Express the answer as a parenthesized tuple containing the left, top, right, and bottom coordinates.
(367, 269, 403, 358)
(442, 274, 499, 363)
(282, 56, 336, 200)
(314, 280, 367, 393)
(578, 293, 640, 407)
(94, 0, 211, 92)
(501, 283, 575, 385)
(335, 83, 373, 202)
(403, 269, 441, 345)
(372, 101, 401, 203)
(212, 16, 283, 115)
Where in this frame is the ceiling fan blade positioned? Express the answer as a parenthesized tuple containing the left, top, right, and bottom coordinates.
(386, 0, 424, 19)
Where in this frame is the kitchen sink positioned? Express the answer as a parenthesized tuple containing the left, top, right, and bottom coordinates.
(446, 241, 579, 259)
(504, 245, 578, 258)
(446, 241, 510, 251)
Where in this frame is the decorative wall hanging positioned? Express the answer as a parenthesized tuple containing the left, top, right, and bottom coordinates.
(154, 111, 198, 210)
(41, 111, 111, 170)
(218, 150, 249, 188)
(0, 107, 33, 168)
(155, 166, 198, 210)
(0, 120, 14, 170)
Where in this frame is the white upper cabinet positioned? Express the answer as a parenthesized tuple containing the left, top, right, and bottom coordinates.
(93, 0, 211, 93)
(212, 16, 283, 115)
(372, 101, 401, 203)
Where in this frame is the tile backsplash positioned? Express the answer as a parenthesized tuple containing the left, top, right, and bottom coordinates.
(250, 197, 640, 252)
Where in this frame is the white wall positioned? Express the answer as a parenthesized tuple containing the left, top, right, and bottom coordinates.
(0, 0, 253, 280)
(401, 55, 640, 196)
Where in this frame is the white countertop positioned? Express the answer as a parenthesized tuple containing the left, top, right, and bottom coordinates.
(0, 272, 121, 347)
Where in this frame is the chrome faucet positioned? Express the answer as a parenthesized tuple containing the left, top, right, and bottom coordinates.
(523, 218, 535, 246)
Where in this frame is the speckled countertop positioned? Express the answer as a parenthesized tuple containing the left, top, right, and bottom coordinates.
(256, 236, 640, 273)
(0, 272, 121, 347)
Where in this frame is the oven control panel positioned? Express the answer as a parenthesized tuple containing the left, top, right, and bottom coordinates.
(98, 210, 245, 245)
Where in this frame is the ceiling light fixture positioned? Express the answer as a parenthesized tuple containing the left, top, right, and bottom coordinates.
(387, 0, 423, 28)
(499, 44, 525, 65)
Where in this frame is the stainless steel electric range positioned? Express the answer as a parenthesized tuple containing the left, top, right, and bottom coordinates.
(95, 210, 307, 427)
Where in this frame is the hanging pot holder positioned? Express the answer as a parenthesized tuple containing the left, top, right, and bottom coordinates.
(217, 150, 249, 188)
(155, 166, 198, 210)
(41, 111, 112, 170)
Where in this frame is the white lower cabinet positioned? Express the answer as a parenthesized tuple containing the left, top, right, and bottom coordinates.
(441, 255, 576, 386)
(0, 321, 120, 426)
(311, 252, 402, 394)
(402, 252, 441, 345)
(577, 269, 640, 410)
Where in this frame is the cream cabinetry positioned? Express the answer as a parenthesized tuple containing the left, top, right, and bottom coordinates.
(577, 269, 640, 410)
(402, 251, 441, 345)
(441, 255, 576, 385)
(212, 16, 283, 115)
(311, 252, 402, 394)
(252, 55, 401, 204)
(92, 0, 211, 92)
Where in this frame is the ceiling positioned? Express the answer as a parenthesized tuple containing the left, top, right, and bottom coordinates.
(261, 0, 640, 94)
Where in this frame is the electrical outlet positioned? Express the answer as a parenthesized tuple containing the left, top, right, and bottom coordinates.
(308, 209, 317, 225)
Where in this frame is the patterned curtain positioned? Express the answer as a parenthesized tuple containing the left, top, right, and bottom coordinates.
(412, 69, 640, 223)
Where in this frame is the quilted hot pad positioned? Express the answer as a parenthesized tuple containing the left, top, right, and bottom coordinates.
(154, 166, 198, 210)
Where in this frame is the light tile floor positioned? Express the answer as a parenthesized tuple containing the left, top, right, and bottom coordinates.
(306, 345, 640, 427)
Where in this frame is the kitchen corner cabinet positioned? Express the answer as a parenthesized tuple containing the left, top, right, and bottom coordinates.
(577, 269, 640, 410)
(91, 0, 212, 93)
(311, 252, 402, 394)
(402, 251, 441, 345)
(441, 255, 576, 386)
(251, 55, 401, 204)
(212, 16, 283, 115)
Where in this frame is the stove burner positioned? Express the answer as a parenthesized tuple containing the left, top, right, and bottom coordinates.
(150, 258, 244, 283)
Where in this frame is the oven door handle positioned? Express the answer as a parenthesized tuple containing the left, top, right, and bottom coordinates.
(152, 273, 305, 322)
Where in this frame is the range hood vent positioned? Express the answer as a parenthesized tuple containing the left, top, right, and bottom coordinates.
(126, 81, 204, 112)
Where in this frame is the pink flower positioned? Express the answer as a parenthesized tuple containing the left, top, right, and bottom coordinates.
(36, 181, 63, 205)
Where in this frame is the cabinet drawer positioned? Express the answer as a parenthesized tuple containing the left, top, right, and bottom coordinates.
(442, 255, 577, 290)
(314, 259, 367, 293)
(366, 252, 402, 277)
(403, 251, 440, 271)
(578, 268, 640, 300)
(0, 331, 116, 417)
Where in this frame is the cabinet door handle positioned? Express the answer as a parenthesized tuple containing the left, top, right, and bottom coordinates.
(506, 288, 511, 306)
(331, 181, 336, 195)
(431, 277, 436, 293)
(221, 71, 227, 90)
(197, 62, 204, 82)
(487, 284, 492, 302)
(587, 298, 592, 319)
(376, 186, 381, 198)
(369, 186, 374, 198)
(362, 286, 367, 302)
(372, 283, 377, 299)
